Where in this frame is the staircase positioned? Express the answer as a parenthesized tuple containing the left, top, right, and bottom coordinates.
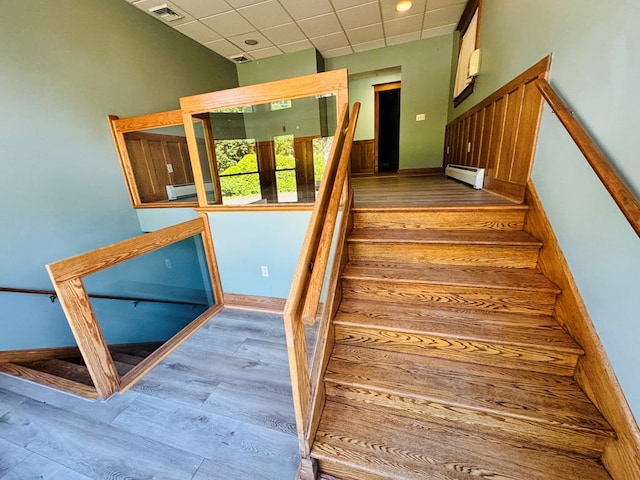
(310, 205, 615, 479)
(0, 343, 160, 399)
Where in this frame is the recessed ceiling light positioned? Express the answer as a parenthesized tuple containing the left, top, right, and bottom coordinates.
(244, 39, 258, 46)
(395, 1, 413, 12)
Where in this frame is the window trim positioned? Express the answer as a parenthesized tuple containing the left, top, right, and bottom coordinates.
(453, 0, 481, 107)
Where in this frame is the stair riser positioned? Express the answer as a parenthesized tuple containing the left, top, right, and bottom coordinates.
(348, 243, 540, 269)
(353, 210, 527, 231)
(341, 279, 557, 316)
(325, 383, 609, 458)
(334, 325, 578, 376)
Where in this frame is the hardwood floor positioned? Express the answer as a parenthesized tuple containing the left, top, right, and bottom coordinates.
(352, 175, 514, 207)
(0, 308, 299, 480)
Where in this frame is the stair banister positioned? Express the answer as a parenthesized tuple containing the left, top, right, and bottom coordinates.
(535, 79, 640, 238)
(301, 103, 360, 324)
(283, 102, 360, 457)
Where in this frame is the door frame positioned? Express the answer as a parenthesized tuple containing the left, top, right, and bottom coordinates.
(374, 81, 402, 174)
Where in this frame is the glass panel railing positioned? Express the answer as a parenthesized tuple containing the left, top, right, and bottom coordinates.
(83, 235, 214, 356)
(193, 95, 337, 206)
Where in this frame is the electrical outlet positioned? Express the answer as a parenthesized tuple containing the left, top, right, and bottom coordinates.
(166, 163, 174, 173)
(165, 259, 172, 269)
(261, 266, 269, 277)
(416, 113, 426, 121)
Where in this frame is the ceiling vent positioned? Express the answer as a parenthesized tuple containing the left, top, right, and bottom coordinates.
(230, 54, 251, 64)
(149, 5, 184, 22)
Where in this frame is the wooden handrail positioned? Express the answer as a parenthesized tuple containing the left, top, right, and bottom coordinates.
(45, 216, 223, 399)
(301, 103, 360, 324)
(0, 287, 208, 307)
(283, 102, 360, 456)
(535, 79, 640, 237)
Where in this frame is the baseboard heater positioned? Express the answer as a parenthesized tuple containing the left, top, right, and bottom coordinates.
(166, 182, 213, 200)
(445, 164, 485, 190)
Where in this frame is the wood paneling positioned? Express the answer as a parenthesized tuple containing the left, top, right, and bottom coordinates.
(350, 139, 376, 175)
(444, 56, 551, 202)
(124, 131, 194, 203)
(524, 182, 640, 480)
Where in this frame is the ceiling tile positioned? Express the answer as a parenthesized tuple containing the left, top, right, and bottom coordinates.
(352, 38, 386, 52)
(380, 0, 426, 21)
(423, 4, 465, 29)
(132, 0, 195, 26)
(279, 39, 314, 53)
(225, 0, 262, 8)
(297, 13, 343, 38)
(175, 21, 222, 43)
(426, 0, 466, 11)
(201, 10, 254, 37)
(421, 23, 456, 39)
(278, 0, 334, 20)
(322, 45, 355, 58)
(250, 46, 285, 59)
(262, 23, 306, 44)
(386, 31, 421, 45)
(383, 13, 423, 37)
(336, 2, 381, 30)
(204, 38, 246, 57)
(346, 23, 383, 44)
(330, 0, 372, 10)
(171, 0, 232, 18)
(238, 1, 293, 30)
(227, 31, 273, 51)
(310, 31, 350, 51)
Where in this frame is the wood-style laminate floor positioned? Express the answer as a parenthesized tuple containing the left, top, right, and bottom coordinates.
(352, 174, 516, 207)
(0, 308, 300, 480)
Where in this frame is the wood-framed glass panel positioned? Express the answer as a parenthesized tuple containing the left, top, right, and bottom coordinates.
(108, 110, 217, 208)
(180, 70, 349, 209)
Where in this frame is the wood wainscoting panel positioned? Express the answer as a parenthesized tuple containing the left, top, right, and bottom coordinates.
(445, 56, 551, 202)
(350, 139, 376, 175)
(524, 181, 640, 480)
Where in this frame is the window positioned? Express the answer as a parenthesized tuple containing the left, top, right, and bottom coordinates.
(453, 0, 480, 106)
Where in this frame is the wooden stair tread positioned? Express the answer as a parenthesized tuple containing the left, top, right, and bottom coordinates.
(343, 261, 560, 293)
(313, 401, 612, 480)
(335, 299, 582, 354)
(0, 363, 98, 400)
(20, 358, 94, 387)
(348, 228, 542, 246)
(351, 205, 529, 213)
(325, 344, 613, 440)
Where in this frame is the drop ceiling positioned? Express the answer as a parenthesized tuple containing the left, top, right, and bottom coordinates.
(126, 0, 465, 62)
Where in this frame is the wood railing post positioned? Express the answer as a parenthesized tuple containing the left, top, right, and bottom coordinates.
(47, 276, 119, 399)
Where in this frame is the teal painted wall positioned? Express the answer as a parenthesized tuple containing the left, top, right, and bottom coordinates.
(326, 36, 454, 170)
(207, 211, 311, 298)
(450, 0, 640, 421)
(237, 49, 320, 86)
(349, 72, 402, 141)
(0, 0, 238, 349)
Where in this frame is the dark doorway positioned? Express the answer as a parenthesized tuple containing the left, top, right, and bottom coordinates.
(375, 82, 401, 173)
